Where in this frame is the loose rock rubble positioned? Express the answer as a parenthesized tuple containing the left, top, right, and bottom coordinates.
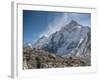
(23, 47, 91, 69)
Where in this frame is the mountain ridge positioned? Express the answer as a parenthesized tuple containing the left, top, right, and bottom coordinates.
(33, 20, 91, 58)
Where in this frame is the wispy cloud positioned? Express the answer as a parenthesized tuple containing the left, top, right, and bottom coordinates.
(68, 13, 91, 27)
(39, 12, 90, 38)
(40, 13, 69, 37)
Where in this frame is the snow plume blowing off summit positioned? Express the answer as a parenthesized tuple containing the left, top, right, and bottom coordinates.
(40, 13, 91, 38)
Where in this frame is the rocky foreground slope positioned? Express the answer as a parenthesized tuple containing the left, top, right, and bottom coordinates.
(23, 47, 90, 69)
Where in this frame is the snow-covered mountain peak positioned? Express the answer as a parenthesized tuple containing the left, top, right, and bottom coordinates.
(33, 20, 90, 58)
(68, 20, 79, 26)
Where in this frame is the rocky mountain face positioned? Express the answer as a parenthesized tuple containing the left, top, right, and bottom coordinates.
(33, 36, 47, 49)
(34, 20, 91, 58)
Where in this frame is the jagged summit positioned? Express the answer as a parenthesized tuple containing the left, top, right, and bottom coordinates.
(67, 20, 80, 28)
(69, 20, 78, 24)
(61, 20, 81, 31)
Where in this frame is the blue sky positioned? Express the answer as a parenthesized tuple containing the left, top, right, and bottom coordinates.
(23, 10, 91, 44)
